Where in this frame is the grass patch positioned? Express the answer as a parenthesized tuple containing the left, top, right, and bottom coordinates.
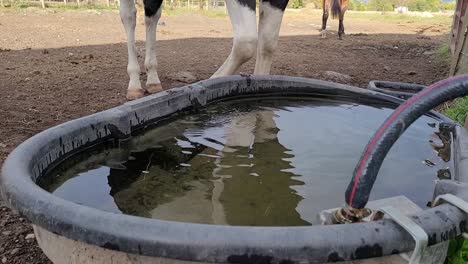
(52, 3, 118, 10)
(443, 96, 468, 125)
(162, 7, 226, 18)
(447, 237, 468, 264)
(345, 11, 452, 26)
(1, 1, 118, 10)
(0, 3, 227, 15)
(0, 1, 41, 8)
(437, 42, 451, 62)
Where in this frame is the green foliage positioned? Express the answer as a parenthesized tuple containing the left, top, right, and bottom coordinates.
(163, 7, 226, 17)
(347, 0, 455, 12)
(447, 237, 468, 264)
(441, 1, 456, 10)
(12, 1, 31, 8)
(289, 0, 304, 9)
(444, 97, 468, 125)
(2, 1, 119, 9)
(3, 0, 39, 8)
(306, 0, 322, 9)
(368, 0, 393, 11)
(348, 0, 367, 11)
(407, 0, 440, 11)
(437, 42, 451, 62)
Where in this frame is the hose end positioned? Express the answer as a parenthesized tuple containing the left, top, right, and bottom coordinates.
(333, 205, 372, 224)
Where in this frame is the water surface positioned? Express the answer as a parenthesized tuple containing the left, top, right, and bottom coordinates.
(40, 98, 452, 226)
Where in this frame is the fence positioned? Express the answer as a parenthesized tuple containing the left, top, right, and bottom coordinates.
(0, 0, 226, 9)
(0, 0, 118, 8)
(163, 0, 225, 9)
(450, 0, 468, 75)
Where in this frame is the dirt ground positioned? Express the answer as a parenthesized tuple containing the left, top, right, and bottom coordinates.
(0, 6, 452, 263)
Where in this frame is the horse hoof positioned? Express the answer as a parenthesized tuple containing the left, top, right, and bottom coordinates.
(146, 83, 163, 94)
(320, 31, 326, 38)
(126, 88, 146, 100)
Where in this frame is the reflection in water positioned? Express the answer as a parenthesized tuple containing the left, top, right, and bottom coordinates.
(39, 99, 452, 226)
(106, 139, 215, 219)
(213, 111, 308, 226)
(430, 123, 453, 163)
(53, 167, 121, 214)
(429, 123, 454, 181)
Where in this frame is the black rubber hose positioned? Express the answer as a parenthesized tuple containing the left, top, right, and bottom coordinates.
(346, 75, 468, 209)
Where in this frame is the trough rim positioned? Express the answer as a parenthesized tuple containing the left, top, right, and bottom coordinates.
(1, 75, 467, 263)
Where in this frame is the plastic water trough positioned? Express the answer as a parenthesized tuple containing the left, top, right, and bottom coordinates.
(2, 75, 468, 264)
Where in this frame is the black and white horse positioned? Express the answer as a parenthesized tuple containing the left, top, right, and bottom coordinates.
(120, 0, 289, 99)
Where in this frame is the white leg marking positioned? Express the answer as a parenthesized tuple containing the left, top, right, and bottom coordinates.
(120, 0, 144, 100)
(321, 29, 327, 38)
(254, 2, 285, 75)
(145, 9, 163, 94)
(211, 0, 257, 78)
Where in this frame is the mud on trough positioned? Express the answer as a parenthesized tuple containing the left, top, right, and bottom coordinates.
(0, 7, 451, 263)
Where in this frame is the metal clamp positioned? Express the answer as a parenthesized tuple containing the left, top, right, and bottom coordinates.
(371, 206, 428, 264)
(434, 194, 468, 239)
(433, 194, 468, 213)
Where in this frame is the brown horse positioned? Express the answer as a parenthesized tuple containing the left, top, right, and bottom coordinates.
(321, 0, 349, 39)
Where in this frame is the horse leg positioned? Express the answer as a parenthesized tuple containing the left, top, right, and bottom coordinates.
(144, 0, 164, 94)
(120, 0, 144, 100)
(211, 0, 257, 78)
(254, 0, 289, 75)
(338, 0, 347, 40)
(321, 0, 329, 38)
(338, 12, 344, 40)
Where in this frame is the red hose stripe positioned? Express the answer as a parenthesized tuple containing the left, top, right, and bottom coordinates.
(348, 75, 468, 207)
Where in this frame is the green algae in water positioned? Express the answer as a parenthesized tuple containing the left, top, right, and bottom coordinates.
(39, 98, 452, 226)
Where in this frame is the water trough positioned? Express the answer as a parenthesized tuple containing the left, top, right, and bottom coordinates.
(2, 75, 468, 264)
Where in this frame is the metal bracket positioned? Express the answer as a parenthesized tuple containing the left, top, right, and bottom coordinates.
(433, 194, 468, 213)
(371, 206, 428, 264)
(434, 194, 468, 239)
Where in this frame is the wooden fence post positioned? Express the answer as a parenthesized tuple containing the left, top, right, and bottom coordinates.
(41, 0, 46, 8)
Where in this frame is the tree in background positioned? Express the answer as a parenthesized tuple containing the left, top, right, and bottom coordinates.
(392, 0, 410, 6)
(289, 0, 305, 8)
(348, 0, 368, 11)
(441, 1, 455, 10)
(368, 0, 393, 11)
(307, 0, 322, 9)
(407, 0, 441, 11)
